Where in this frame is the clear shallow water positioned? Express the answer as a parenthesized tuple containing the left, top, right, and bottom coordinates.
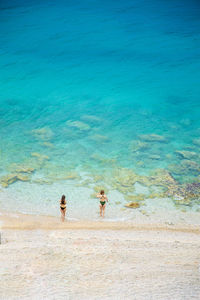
(0, 0, 200, 218)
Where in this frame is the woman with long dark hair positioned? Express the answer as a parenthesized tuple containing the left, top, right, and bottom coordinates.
(96, 190, 108, 217)
(60, 195, 66, 222)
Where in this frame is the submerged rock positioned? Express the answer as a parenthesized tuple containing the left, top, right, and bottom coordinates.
(31, 152, 49, 161)
(148, 169, 177, 187)
(149, 155, 161, 160)
(42, 163, 80, 181)
(0, 174, 17, 187)
(115, 185, 134, 194)
(167, 180, 200, 208)
(148, 193, 165, 199)
(10, 163, 35, 174)
(101, 166, 200, 209)
(130, 140, 150, 152)
(53, 171, 80, 181)
(125, 202, 140, 208)
(168, 159, 200, 177)
(139, 134, 168, 143)
(32, 127, 54, 141)
(113, 168, 140, 187)
(0, 173, 29, 188)
(64, 172, 80, 180)
(43, 142, 54, 148)
(90, 153, 116, 165)
(90, 134, 109, 143)
(184, 182, 200, 197)
(167, 164, 187, 175)
(17, 167, 35, 173)
(124, 194, 145, 202)
(184, 145, 197, 151)
(193, 138, 200, 146)
(175, 150, 197, 160)
(66, 120, 91, 131)
(79, 179, 93, 186)
(112, 168, 140, 194)
(92, 175, 104, 183)
(111, 167, 178, 197)
(181, 160, 200, 172)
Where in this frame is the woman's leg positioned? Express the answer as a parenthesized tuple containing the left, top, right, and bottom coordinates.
(99, 205, 102, 217)
(102, 205, 106, 217)
(60, 209, 64, 222)
(63, 209, 66, 221)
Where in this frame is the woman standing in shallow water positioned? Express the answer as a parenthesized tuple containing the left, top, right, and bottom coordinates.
(96, 190, 108, 217)
(60, 195, 67, 222)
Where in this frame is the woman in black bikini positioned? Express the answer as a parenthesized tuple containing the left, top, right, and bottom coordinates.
(60, 195, 67, 222)
(96, 190, 108, 217)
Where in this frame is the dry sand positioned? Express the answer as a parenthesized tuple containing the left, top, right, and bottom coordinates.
(0, 212, 200, 300)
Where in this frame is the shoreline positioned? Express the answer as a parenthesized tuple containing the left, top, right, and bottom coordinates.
(0, 210, 199, 233)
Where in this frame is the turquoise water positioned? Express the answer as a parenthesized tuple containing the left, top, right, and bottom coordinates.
(0, 0, 200, 218)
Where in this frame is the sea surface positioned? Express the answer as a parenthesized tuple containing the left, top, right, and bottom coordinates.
(0, 0, 200, 219)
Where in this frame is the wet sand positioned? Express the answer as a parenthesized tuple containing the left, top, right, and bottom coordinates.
(0, 212, 200, 299)
(0, 210, 200, 233)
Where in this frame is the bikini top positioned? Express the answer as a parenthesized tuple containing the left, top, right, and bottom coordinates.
(60, 201, 66, 208)
(100, 195, 106, 201)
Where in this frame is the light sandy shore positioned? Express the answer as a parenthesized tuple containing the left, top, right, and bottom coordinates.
(1, 210, 200, 232)
(0, 212, 200, 299)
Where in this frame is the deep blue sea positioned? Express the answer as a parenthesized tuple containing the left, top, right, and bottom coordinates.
(0, 0, 200, 219)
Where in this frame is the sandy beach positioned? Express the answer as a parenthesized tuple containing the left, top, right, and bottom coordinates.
(0, 212, 200, 300)
(1, 0, 200, 299)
